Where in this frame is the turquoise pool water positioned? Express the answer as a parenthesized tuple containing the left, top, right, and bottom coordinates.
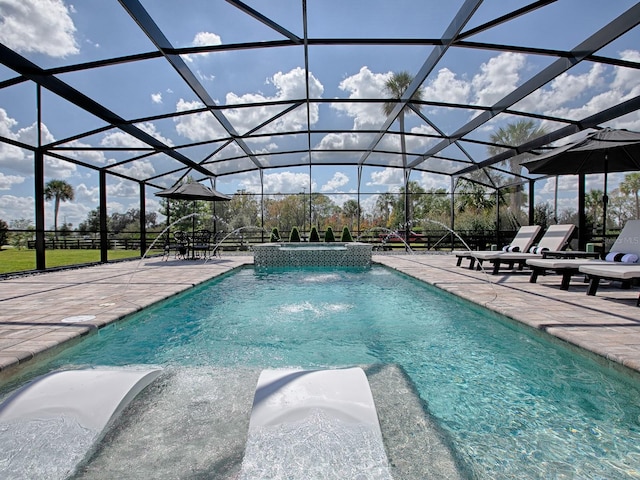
(27, 267, 640, 478)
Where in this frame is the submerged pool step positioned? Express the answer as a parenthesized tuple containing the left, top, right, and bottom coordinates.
(240, 367, 392, 480)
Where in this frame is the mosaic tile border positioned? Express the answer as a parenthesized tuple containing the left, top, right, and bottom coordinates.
(254, 243, 373, 267)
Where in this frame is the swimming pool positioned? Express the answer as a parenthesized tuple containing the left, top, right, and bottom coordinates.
(5, 265, 640, 479)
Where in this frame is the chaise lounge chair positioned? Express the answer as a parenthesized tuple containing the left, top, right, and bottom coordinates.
(453, 225, 541, 269)
(526, 219, 640, 289)
(472, 224, 576, 275)
(578, 263, 640, 304)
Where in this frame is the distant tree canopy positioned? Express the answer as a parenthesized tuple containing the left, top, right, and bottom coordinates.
(78, 208, 158, 234)
(41, 166, 640, 244)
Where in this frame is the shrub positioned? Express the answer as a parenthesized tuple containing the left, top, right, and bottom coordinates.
(309, 226, 320, 242)
(341, 226, 353, 242)
(289, 226, 301, 242)
(270, 227, 280, 242)
(0, 219, 7, 247)
(324, 226, 335, 242)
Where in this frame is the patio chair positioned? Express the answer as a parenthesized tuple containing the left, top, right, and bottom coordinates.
(189, 229, 213, 259)
(453, 225, 541, 269)
(474, 224, 575, 275)
(526, 219, 640, 289)
(162, 230, 188, 260)
(578, 263, 640, 305)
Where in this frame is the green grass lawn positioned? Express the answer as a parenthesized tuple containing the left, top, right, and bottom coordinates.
(0, 248, 164, 274)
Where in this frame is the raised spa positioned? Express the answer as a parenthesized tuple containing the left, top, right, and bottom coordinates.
(253, 242, 373, 267)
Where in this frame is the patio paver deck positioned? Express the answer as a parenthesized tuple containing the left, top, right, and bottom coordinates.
(1, 253, 640, 382)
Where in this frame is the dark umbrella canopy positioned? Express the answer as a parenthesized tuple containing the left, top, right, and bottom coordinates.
(155, 182, 231, 201)
(156, 182, 231, 257)
(523, 128, 640, 242)
(523, 128, 640, 175)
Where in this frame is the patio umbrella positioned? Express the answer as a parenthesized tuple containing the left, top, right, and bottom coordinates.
(156, 182, 231, 256)
(523, 128, 640, 238)
(155, 182, 231, 202)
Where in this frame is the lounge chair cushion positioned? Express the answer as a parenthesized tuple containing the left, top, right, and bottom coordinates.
(502, 245, 520, 252)
(529, 246, 549, 254)
(579, 263, 640, 280)
(605, 252, 639, 263)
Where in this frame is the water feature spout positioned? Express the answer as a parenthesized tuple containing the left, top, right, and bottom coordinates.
(356, 227, 415, 254)
(206, 226, 271, 263)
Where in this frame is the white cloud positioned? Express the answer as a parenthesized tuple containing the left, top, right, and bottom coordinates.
(16, 121, 55, 146)
(174, 98, 227, 141)
(612, 50, 640, 92)
(101, 122, 174, 148)
(332, 66, 388, 128)
(238, 171, 314, 194)
(66, 141, 107, 164)
(227, 67, 323, 133)
(182, 31, 223, 63)
(109, 159, 156, 179)
(107, 179, 139, 199)
(0, 194, 34, 223)
(197, 71, 216, 82)
(0, 109, 26, 169)
(321, 172, 349, 192)
(73, 183, 99, 204)
(193, 31, 222, 47)
(330, 193, 357, 209)
(417, 171, 450, 191)
(0, 172, 25, 190)
(472, 52, 526, 106)
(0, 0, 79, 57)
(516, 63, 606, 115)
(422, 68, 470, 104)
(4, 121, 76, 178)
(175, 67, 324, 142)
(326, 67, 440, 155)
(44, 155, 76, 179)
(151, 92, 163, 104)
(366, 168, 404, 187)
(315, 131, 375, 155)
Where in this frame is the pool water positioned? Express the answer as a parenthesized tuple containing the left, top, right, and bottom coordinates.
(19, 267, 640, 478)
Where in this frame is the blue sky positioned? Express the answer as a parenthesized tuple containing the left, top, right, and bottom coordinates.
(0, 0, 640, 228)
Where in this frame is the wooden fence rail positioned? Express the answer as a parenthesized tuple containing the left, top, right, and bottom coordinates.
(24, 229, 514, 252)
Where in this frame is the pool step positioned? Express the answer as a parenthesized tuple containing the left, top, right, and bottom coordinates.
(240, 367, 392, 479)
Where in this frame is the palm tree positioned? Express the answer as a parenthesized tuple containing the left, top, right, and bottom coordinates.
(620, 172, 640, 219)
(44, 179, 75, 238)
(585, 189, 604, 228)
(382, 71, 424, 229)
(487, 120, 547, 223)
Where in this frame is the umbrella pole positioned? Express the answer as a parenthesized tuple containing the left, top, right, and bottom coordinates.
(191, 201, 196, 259)
(602, 155, 608, 244)
(554, 176, 558, 223)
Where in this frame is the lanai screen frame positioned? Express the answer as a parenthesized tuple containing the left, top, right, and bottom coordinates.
(1, 0, 640, 269)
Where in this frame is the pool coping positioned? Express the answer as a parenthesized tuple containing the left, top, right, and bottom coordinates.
(0, 253, 639, 381)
